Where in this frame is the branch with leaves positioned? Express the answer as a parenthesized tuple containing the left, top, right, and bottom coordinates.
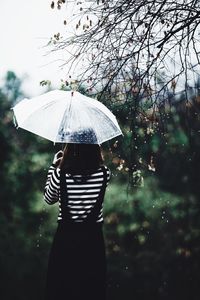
(48, 0, 200, 104)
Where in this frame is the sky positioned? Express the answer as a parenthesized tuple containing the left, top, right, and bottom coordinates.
(1, 0, 198, 99)
(0, 0, 73, 97)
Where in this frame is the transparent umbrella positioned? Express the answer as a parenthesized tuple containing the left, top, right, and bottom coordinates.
(12, 90, 122, 144)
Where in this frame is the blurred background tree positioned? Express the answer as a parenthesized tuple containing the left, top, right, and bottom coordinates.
(1, 70, 200, 300)
(0, 72, 55, 300)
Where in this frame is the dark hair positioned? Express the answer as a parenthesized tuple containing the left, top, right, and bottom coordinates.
(59, 143, 103, 173)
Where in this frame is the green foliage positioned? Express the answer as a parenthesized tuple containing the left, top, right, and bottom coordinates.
(0, 72, 57, 300)
(104, 177, 200, 300)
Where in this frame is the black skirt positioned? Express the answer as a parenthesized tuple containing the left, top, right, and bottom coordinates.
(44, 221, 107, 300)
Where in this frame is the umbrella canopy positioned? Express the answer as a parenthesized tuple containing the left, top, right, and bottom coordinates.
(12, 90, 122, 144)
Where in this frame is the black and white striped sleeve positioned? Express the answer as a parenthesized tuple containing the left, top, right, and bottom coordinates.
(44, 164, 60, 205)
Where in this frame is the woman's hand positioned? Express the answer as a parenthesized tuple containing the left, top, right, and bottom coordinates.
(53, 150, 63, 167)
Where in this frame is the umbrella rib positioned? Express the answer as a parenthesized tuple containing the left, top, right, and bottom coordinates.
(53, 99, 73, 143)
(16, 98, 66, 127)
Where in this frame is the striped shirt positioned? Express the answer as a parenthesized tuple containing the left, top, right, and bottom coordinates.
(44, 165, 111, 223)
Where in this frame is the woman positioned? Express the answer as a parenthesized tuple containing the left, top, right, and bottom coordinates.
(43, 143, 111, 300)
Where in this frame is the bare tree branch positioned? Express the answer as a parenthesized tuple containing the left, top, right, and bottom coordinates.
(48, 0, 200, 105)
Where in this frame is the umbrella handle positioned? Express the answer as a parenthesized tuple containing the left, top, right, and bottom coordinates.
(13, 114, 18, 129)
(61, 143, 66, 151)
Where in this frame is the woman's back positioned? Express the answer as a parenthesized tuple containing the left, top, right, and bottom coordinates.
(44, 165, 111, 223)
(44, 144, 110, 300)
(44, 166, 110, 222)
